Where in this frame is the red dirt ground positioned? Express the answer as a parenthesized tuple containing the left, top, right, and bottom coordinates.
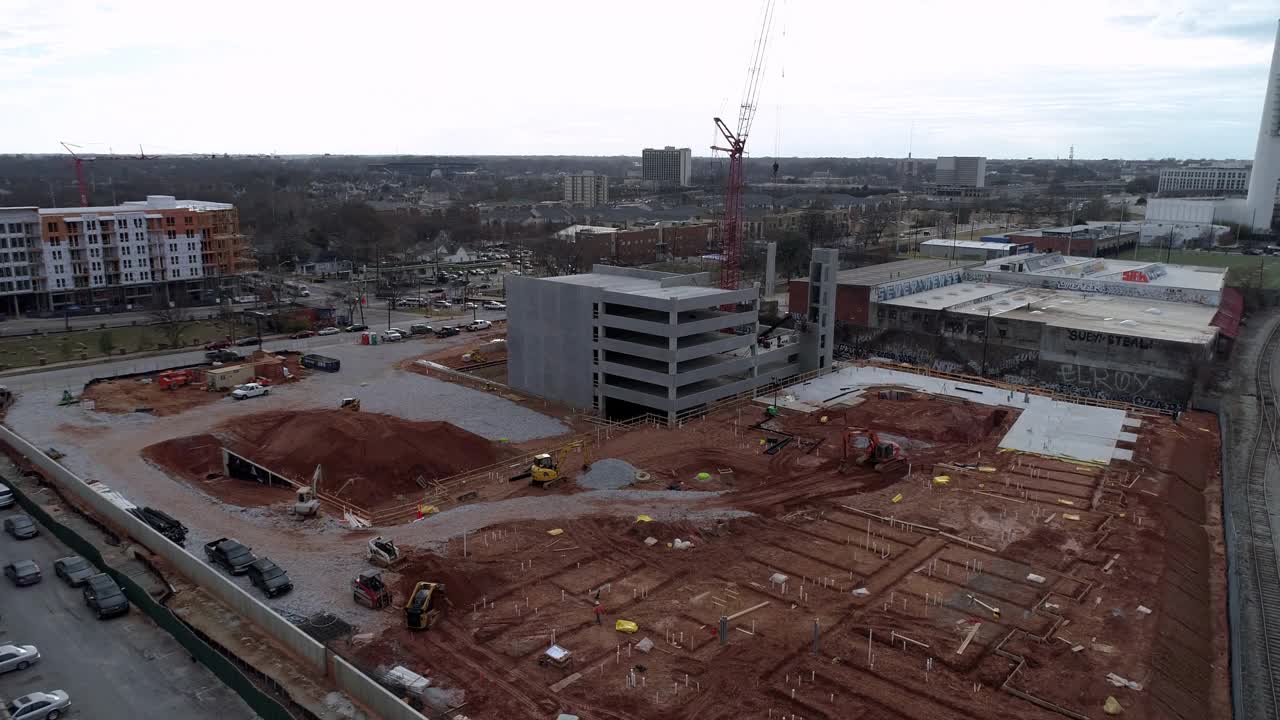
(215, 409, 519, 509)
(344, 391, 1226, 720)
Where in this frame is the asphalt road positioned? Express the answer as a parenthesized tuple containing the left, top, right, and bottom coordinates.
(0, 514, 255, 719)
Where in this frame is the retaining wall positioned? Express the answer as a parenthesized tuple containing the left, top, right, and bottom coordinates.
(0, 424, 424, 720)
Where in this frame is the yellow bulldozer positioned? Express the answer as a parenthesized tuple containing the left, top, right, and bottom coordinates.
(510, 442, 591, 489)
(403, 581, 446, 630)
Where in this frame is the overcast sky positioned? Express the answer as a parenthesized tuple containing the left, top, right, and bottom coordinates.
(1, 0, 1276, 159)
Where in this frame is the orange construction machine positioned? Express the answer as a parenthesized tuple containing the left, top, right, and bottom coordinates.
(157, 369, 197, 390)
(842, 427, 905, 472)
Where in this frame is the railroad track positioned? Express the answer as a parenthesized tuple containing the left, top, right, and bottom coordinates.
(1247, 322, 1280, 719)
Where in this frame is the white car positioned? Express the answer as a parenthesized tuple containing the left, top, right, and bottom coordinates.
(464, 302, 478, 309)
(466, 320, 492, 331)
(388, 327, 409, 338)
(381, 331, 403, 342)
(231, 383, 270, 400)
(317, 327, 341, 336)
(6, 690, 69, 719)
(0, 644, 39, 673)
(482, 301, 506, 310)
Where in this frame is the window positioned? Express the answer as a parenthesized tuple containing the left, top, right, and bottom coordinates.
(47, 222, 56, 232)
(166, 230, 176, 240)
(168, 244, 178, 253)
(184, 216, 193, 224)
(165, 217, 175, 226)
(185, 229, 194, 239)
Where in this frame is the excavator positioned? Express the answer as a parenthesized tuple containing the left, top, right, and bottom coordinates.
(841, 427, 906, 473)
(352, 570, 393, 609)
(403, 581, 446, 630)
(291, 465, 322, 517)
(510, 442, 591, 489)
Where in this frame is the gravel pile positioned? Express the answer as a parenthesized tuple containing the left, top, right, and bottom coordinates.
(576, 458, 640, 490)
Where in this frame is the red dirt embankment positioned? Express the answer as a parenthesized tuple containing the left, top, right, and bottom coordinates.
(217, 409, 516, 508)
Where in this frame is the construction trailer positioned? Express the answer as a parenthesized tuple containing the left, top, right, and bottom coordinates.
(301, 354, 341, 372)
(206, 364, 256, 391)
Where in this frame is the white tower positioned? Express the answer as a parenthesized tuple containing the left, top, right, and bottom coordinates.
(1246, 20, 1280, 232)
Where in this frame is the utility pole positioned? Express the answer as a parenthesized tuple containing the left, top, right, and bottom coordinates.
(980, 308, 992, 377)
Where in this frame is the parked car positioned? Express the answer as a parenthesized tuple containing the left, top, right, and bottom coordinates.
(0, 644, 40, 673)
(431, 300, 452, 309)
(4, 560, 41, 586)
(317, 326, 341, 336)
(6, 690, 69, 719)
(235, 336, 262, 347)
(204, 537, 256, 574)
(82, 573, 129, 618)
(434, 326, 460, 338)
(4, 514, 37, 539)
(290, 330, 316, 339)
(0, 482, 14, 509)
(380, 331, 403, 342)
(345, 324, 369, 332)
(247, 557, 293, 598)
(388, 327, 409, 338)
(204, 340, 231, 351)
(482, 301, 505, 310)
(53, 556, 94, 586)
(409, 324, 433, 335)
(464, 302, 478, 309)
(466, 320, 492, 331)
(205, 349, 244, 363)
(231, 383, 270, 400)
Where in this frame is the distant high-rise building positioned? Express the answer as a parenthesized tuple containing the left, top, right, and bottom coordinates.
(642, 146, 692, 188)
(563, 172, 609, 206)
(935, 156, 987, 188)
(1246, 20, 1280, 231)
(1158, 166, 1250, 195)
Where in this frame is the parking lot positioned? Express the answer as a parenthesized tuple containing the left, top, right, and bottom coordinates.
(0, 512, 254, 719)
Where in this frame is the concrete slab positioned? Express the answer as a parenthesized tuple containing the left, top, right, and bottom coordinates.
(777, 365, 1131, 464)
(1118, 431, 1139, 443)
(1123, 418, 1143, 429)
(1112, 448, 1135, 461)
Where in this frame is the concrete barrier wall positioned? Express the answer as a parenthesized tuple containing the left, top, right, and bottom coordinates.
(333, 655, 423, 720)
(0, 424, 426, 719)
(0, 426, 326, 673)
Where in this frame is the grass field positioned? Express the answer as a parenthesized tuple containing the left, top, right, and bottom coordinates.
(0, 320, 254, 370)
(1132, 247, 1280, 288)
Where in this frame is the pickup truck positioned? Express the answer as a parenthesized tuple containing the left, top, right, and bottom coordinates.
(204, 538, 257, 575)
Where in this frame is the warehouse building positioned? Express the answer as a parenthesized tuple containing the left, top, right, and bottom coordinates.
(1003, 224, 1139, 257)
(919, 239, 1033, 262)
(788, 254, 1227, 409)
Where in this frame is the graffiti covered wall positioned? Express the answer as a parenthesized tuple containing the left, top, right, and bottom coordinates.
(961, 268, 1221, 307)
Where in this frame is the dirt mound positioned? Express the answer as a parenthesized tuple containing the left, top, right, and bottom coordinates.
(142, 433, 224, 481)
(217, 409, 515, 508)
(392, 551, 506, 608)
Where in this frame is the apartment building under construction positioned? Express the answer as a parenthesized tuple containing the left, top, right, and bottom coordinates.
(0, 195, 256, 313)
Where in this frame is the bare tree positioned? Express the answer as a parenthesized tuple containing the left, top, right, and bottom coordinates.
(860, 203, 894, 245)
(149, 303, 192, 348)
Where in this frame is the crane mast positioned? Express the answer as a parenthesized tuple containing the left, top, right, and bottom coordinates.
(714, 0, 776, 291)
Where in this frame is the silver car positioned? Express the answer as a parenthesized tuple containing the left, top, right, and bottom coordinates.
(0, 644, 39, 673)
(54, 556, 94, 587)
(6, 690, 69, 719)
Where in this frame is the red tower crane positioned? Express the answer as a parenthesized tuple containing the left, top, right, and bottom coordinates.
(59, 141, 93, 207)
(713, 0, 776, 291)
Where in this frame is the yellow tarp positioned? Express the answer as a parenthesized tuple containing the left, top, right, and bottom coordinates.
(932, 475, 951, 485)
(615, 620, 639, 633)
(635, 515, 653, 523)
(891, 493, 904, 504)
(1056, 498, 1076, 506)
(547, 528, 564, 536)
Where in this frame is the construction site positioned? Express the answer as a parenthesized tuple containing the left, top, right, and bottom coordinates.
(0, 3, 1245, 719)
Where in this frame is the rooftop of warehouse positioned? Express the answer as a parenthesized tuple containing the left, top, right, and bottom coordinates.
(541, 265, 734, 300)
(972, 253, 1227, 292)
(953, 287, 1219, 345)
(878, 281, 1011, 310)
(832, 258, 977, 287)
(921, 239, 1021, 250)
